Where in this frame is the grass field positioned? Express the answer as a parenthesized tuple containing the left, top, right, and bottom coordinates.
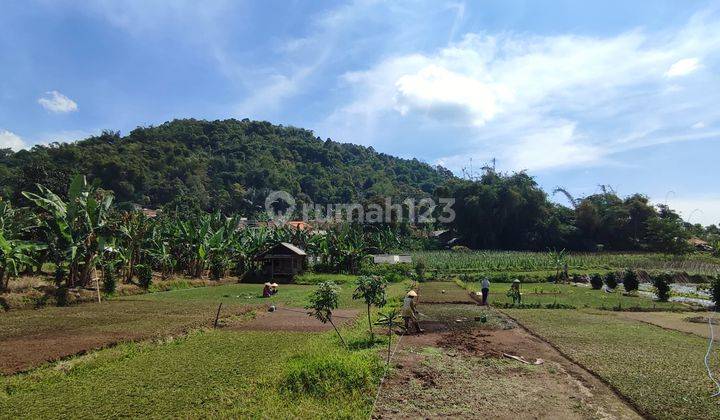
(0, 328, 382, 419)
(1, 280, 411, 374)
(503, 309, 720, 419)
(0, 276, 415, 418)
(412, 250, 720, 276)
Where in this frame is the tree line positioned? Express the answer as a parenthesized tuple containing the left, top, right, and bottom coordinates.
(0, 175, 424, 291)
(442, 170, 718, 253)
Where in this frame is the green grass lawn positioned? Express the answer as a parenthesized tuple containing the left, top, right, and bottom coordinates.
(461, 282, 683, 310)
(503, 309, 720, 419)
(0, 328, 382, 419)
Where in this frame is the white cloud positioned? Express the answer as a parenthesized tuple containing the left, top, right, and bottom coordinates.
(692, 121, 706, 129)
(665, 57, 700, 77)
(38, 91, 78, 113)
(326, 9, 720, 172)
(0, 130, 27, 151)
(656, 196, 720, 226)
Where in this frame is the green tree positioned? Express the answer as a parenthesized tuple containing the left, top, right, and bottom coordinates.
(306, 281, 346, 348)
(352, 275, 387, 341)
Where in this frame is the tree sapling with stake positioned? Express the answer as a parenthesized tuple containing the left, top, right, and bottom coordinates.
(353, 275, 387, 342)
(307, 281, 347, 348)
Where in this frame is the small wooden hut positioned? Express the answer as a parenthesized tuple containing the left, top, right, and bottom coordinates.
(257, 242, 307, 282)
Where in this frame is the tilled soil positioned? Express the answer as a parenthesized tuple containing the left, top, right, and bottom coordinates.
(373, 304, 641, 419)
(225, 306, 359, 332)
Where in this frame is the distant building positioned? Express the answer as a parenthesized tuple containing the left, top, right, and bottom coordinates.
(287, 220, 312, 231)
(256, 242, 307, 282)
(141, 208, 160, 218)
(372, 254, 412, 264)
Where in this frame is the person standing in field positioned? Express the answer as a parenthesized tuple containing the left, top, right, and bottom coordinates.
(402, 290, 424, 334)
(481, 277, 490, 305)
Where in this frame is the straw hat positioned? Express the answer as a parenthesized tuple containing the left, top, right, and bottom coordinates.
(406, 290, 418, 297)
(270, 283, 279, 287)
(512, 279, 521, 283)
(264, 282, 271, 286)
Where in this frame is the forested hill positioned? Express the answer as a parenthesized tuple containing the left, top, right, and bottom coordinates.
(0, 119, 454, 212)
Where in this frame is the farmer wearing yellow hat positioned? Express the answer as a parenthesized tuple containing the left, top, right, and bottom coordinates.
(402, 290, 424, 334)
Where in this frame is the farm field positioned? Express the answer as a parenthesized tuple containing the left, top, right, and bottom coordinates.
(503, 308, 720, 419)
(461, 281, 686, 310)
(374, 283, 642, 418)
(0, 282, 409, 375)
(412, 250, 720, 276)
(0, 329, 381, 419)
(2, 275, 720, 418)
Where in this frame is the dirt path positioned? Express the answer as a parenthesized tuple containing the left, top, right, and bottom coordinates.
(373, 283, 641, 419)
(225, 306, 359, 332)
(612, 310, 719, 340)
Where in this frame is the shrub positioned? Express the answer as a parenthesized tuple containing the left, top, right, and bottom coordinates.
(623, 270, 639, 292)
(135, 264, 153, 289)
(209, 255, 227, 280)
(711, 277, 720, 311)
(414, 259, 426, 281)
(102, 263, 117, 294)
(281, 351, 382, 397)
(590, 273, 603, 290)
(359, 263, 412, 282)
(604, 272, 618, 290)
(652, 274, 671, 302)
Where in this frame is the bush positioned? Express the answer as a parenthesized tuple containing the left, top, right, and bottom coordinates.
(623, 270, 639, 292)
(359, 263, 412, 282)
(135, 264, 153, 289)
(414, 259, 426, 281)
(590, 273, 603, 290)
(209, 255, 227, 280)
(281, 351, 382, 397)
(711, 277, 720, 311)
(652, 274, 671, 302)
(604, 272, 618, 290)
(102, 263, 117, 294)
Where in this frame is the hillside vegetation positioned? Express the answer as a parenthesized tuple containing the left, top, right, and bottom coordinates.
(0, 118, 451, 213)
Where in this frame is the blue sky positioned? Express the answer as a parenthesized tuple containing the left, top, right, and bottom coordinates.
(1, 0, 719, 225)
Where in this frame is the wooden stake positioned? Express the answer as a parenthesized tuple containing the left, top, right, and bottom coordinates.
(213, 303, 223, 328)
(95, 270, 101, 303)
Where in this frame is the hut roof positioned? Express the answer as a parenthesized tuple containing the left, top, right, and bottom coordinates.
(258, 242, 307, 258)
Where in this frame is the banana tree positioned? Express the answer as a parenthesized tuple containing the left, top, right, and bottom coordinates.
(23, 175, 113, 287)
(0, 231, 45, 291)
(117, 211, 152, 283)
(548, 248, 567, 282)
